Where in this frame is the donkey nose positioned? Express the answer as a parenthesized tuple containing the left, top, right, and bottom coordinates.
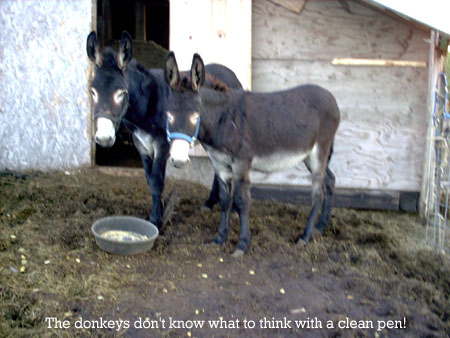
(169, 139, 191, 168)
(95, 118, 116, 147)
(170, 156, 190, 168)
(95, 134, 114, 147)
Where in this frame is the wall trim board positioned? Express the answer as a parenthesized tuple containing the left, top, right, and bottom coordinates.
(251, 184, 419, 212)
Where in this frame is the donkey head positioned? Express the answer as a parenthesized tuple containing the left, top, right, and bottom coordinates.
(164, 52, 205, 168)
(86, 31, 132, 148)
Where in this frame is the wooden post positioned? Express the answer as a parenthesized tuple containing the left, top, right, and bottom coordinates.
(90, 0, 97, 168)
(135, 0, 145, 41)
(105, 0, 112, 42)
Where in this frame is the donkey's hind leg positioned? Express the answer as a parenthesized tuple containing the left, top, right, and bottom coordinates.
(202, 175, 221, 211)
(231, 159, 252, 257)
(315, 167, 335, 233)
(202, 174, 238, 213)
(297, 148, 327, 245)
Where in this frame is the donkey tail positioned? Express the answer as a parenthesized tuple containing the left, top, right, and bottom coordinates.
(327, 142, 334, 164)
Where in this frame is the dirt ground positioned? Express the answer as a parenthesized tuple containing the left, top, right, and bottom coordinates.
(1, 169, 449, 338)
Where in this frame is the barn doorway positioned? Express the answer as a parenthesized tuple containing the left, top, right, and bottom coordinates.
(95, 0, 169, 167)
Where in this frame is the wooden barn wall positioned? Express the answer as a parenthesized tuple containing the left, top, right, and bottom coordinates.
(169, 0, 252, 157)
(251, 0, 429, 192)
(169, 0, 252, 89)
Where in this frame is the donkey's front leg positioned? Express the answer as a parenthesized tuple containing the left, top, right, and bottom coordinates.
(140, 154, 157, 222)
(148, 151, 168, 228)
(213, 175, 233, 245)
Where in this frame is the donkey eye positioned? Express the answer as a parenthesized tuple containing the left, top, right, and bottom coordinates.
(90, 88, 98, 103)
(113, 89, 127, 105)
(167, 112, 175, 123)
(190, 113, 200, 125)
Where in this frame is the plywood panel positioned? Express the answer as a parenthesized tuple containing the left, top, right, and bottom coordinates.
(251, 59, 427, 191)
(268, 0, 306, 14)
(170, 0, 252, 89)
(253, 0, 429, 61)
(251, 0, 430, 192)
(250, 120, 425, 191)
(170, 0, 252, 158)
(252, 59, 428, 124)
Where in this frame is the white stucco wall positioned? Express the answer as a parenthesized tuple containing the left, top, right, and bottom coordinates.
(0, 0, 93, 171)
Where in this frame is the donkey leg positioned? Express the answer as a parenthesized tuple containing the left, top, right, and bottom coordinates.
(203, 174, 239, 213)
(315, 167, 335, 233)
(148, 153, 168, 228)
(231, 165, 252, 257)
(140, 155, 157, 221)
(213, 174, 233, 245)
(297, 156, 326, 245)
(298, 179, 324, 244)
(202, 174, 221, 211)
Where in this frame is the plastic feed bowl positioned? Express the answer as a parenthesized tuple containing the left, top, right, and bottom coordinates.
(91, 216, 159, 255)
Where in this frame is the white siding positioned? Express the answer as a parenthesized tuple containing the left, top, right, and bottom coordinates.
(0, 0, 93, 171)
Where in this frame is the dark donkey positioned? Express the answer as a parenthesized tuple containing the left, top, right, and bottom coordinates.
(86, 32, 242, 226)
(164, 52, 340, 256)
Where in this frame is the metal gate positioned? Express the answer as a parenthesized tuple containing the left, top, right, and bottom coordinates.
(425, 72, 450, 253)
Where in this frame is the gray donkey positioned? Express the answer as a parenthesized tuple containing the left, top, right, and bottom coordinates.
(164, 52, 340, 256)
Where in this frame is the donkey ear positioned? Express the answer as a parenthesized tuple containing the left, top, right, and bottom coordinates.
(191, 53, 205, 92)
(118, 31, 133, 70)
(164, 51, 180, 89)
(86, 31, 101, 66)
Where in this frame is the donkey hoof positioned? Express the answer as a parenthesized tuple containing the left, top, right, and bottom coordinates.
(230, 212, 239, 221)
(296, 238, 307, 247)
(213, 236, 226, 245)
(201, 205, 213, 213)
(230, 249, 245, 258)
(312, 228, 323, 238)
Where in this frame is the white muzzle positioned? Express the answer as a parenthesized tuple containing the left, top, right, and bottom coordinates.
(169, 139, 190, 168)
(95, 117, 116, 148)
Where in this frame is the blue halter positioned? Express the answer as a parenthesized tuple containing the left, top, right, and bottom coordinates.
(166, 117, 201, 148)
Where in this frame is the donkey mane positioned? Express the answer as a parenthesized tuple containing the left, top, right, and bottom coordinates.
(205, 73, 229, 92)
(175, 72, 229, 92)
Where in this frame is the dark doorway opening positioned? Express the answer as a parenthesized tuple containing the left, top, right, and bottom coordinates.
(95, 0, 169, 167)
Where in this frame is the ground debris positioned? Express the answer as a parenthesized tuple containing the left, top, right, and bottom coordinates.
(0, 169, 449, 337)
